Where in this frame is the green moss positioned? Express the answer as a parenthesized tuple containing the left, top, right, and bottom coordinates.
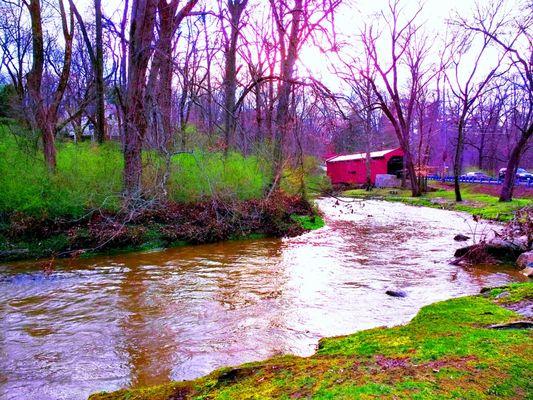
(228, 233, 269, 241)
(89, 283, 533, 400)
(290, 214, 325, 230)
(343, 187, 531, 222)
(484, 283, 533, 304)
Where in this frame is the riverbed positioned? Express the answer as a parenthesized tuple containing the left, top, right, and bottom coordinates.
(0, 199, 524, 400)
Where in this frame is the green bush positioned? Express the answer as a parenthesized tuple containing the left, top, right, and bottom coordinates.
(281, 155, 331, 197)
(167, 150, 270, 202)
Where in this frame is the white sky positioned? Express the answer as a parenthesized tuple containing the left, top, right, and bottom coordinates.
(298, 0, 500, 88)
(35, 0, 528, 92)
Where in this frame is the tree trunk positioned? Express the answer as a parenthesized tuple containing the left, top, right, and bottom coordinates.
(477, 131, 486, 170)
(499, 124, 532, 202)
(26, 0, 48, 167)
(223, 0, 248, 153)
(271, 0, 302, 188)
(403, 147, 421, 197)
(95, 0, 106, 143)
(453, 115, 466, 202)
(365, 150, 372, 190)
(123, 0, 158, 195)
(26, 0, 73, 171)
(147, 0, 176, 150)
(42, 121, 57, 170)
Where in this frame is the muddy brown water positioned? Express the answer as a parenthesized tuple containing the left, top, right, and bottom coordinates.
(0, 199, 525, 400)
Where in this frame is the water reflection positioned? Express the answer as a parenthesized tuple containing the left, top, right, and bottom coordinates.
(0, 199, 524, 400)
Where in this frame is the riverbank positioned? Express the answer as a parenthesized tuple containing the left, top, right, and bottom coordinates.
(0, 125, 328, 262)
(89, 282, 532, 400)
(343, 184, 532, 221)
(0, 192, 324, 262)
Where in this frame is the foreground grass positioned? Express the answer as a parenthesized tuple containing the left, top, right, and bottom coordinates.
(90, 283, 532, 400)
(343, 186, 532, 222)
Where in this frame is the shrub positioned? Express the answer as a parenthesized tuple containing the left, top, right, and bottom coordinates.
(281, 155, 331, 197)
(167, 150, 270, 203)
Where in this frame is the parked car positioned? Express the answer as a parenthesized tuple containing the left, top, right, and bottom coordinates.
(462, 171, 492, 180)
(499, 168, 533, 181)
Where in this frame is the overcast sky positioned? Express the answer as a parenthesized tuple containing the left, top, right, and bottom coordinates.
(61, 0, 526, 91)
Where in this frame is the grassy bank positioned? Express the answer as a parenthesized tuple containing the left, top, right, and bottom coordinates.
(89, 283, 533, 400)
(0, 124, 327, 218)
(343, 185, 532, 222)
(0, 192, 323, 262)
(0, 125, 327, 261)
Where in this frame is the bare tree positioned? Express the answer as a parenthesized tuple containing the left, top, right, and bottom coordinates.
(123, 0, 158, 195)
(68, 0, 107, 142)
(123, 0, 200, 195)
(94, 0, 105, 142)
(24, 0, 74, 170)
(446, 2, 509, 202)
(336, 54, 382, 189)
(0, 2, 32, 101)
(465, 87, 503, 170)
(360, 0, 437, 197)
(462, 0, 532, 201)
(268, 0, 340, 190)
(221, 0, 248, 152)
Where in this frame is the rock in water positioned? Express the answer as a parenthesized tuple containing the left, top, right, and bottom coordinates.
(454, 241, 524, 264)
(386, 290, 407, 298)
(495, 291, 510, 299)
(454, 234, 470, 242)
(520, 267, 533, 278)
(517, 251, 533, 270)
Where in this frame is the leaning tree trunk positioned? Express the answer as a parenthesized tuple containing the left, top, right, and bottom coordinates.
(500, 125, 532, 202)
(453, 116, 466, 202)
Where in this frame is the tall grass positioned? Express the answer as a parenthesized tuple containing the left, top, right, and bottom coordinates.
(0, 125, 274, 218)
(0, 126, 123, 217)
(167, 151, 270, 202)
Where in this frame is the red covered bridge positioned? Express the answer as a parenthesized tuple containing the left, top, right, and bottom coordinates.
(326, 148, 404, 185)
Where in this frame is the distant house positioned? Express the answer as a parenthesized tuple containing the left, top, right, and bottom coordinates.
(326, 148, 404, 185)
